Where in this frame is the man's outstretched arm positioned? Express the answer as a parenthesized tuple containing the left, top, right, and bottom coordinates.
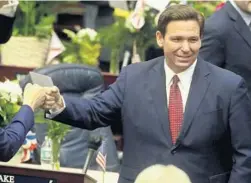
(45, 68, 127, 130)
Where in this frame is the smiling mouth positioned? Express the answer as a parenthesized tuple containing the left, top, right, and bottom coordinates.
(177, 56, 191, 58)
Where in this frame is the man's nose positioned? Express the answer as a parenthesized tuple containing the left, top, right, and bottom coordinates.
(181, 41, 190, 52)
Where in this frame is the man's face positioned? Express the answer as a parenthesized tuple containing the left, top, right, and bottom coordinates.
(235, 0, 251, 14)
(156, 20, 201, 73)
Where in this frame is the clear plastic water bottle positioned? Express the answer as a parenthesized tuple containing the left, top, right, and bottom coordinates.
(40, 136, 52, 169)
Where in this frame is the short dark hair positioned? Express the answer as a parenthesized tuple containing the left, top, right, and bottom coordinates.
(157, 4, 205, 37)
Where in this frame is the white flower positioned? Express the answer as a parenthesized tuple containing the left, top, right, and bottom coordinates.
(0, 80, 22, 103)
(77, 28, 98, 41)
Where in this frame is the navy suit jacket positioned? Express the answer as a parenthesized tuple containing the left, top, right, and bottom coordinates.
(53, 56, 251, 183)
(0, 105, 34, 161)
(199, 2, 251, 97)
(0, 15, 15, 44)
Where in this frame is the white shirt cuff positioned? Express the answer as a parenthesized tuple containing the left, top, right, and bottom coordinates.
(0, 0, 18, 17)
(46, 96, 66, 119)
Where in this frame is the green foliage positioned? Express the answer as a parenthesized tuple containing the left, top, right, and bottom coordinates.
(0, 97, 21, 127)
(61, 29, 101, 66)
(189, 1, 223, 18)
(98, 8, 157, 63)
(47, 121, 70, 142)
(35, 110, 70, 142)
(98, 17, 130, 50)
(98, 16, 131, 73)
(98, 8, 157, 73)
(13, 1, 57, 38)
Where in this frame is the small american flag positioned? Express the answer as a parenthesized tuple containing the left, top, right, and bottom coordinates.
(96, 141, 107, 172)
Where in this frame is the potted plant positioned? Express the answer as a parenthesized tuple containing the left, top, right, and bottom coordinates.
(61, 28, 101, 67)
(35, 110, 70, 170)
(1, 1, 57, 68)
(98, 7, 157, 74)
(98, 16, 130, 74)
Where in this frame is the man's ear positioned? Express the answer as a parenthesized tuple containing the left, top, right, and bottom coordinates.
(156, 31, 164, 48)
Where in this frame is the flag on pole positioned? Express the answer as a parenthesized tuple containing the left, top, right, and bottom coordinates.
(130, 0, 145, 30)
(21, 131, 37, 162)
(96, 141, 107, 172)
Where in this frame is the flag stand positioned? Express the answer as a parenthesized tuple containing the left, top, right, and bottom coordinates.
(102, 171, 105, 183)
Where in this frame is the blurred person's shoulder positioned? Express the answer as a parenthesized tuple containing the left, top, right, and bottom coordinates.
(204, 3, 232, 35)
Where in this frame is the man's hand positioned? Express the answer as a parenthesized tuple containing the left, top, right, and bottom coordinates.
(0, 1, 9, 9)
(43, 86, 64, 111)
(23, 83, 46, 111)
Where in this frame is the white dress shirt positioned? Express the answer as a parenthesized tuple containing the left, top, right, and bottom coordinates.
(164, 59, 197, 112)
(229, 0, 251, 26)
(0, 0, 18, 17)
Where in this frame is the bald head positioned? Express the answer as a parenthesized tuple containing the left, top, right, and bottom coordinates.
(234, 0, 251, 14)
(134, 164, 191, 183)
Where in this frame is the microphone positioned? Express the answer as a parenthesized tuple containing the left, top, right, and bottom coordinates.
(82, 136, 102, 174)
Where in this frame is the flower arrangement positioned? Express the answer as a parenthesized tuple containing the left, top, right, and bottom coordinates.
(125, 6, 157, 62)
(61, 28, 101, 66)
(0, 80, 22, 127)
(98, 6, 157, 73)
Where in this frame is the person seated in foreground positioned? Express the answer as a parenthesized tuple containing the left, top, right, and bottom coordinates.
(134, 164, 192, 183)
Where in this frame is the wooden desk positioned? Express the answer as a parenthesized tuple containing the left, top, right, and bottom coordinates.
(0, 65, 117, 88)
(0, 162, 119, 183)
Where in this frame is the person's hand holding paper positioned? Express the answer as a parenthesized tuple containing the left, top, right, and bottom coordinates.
(29, 71, 64, 112)
(23, 83, 46, 111)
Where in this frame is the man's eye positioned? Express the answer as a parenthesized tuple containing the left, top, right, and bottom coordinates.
(172, 38, 182, 42)
(189, 38, 198, 42)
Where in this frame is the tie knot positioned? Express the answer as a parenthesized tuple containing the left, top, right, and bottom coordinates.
(172, 75, 180, 85)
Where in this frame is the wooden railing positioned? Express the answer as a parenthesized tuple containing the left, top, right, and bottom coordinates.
(0, 65, 117, 88)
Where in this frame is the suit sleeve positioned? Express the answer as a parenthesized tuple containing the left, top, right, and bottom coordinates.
(52, 67, 126, 130)
(0, 15, 15, 44)
(228, 79, 251, 183)
(199, 21, 225, 67)
(0, 105, 34, 161)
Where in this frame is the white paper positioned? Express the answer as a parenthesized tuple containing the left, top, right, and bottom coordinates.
(29, 72, 54, 87)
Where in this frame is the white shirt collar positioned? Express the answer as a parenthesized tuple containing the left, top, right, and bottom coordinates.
(229, 0, 251, 26)
(164, 58, 197, 89)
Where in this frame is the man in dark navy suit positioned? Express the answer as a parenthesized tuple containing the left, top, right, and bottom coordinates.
(199, 0, 251, 96)
(44, 5, 251, 183)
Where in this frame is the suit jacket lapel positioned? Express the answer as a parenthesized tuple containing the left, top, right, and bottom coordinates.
(226, 2, 251, 49)
(177, 59, 211, 143)
(147, 57, 173, 146)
